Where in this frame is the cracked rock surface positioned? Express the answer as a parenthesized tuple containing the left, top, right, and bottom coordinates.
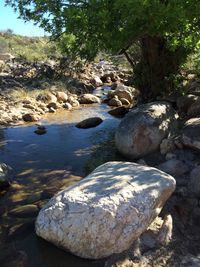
(35, 161, 176, 259)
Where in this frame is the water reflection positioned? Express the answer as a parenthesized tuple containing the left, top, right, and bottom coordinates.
(0, 104, 121, 267)
(0, 127, 7, 150)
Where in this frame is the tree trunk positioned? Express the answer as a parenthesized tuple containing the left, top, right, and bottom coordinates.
(134, 35, 181, 99)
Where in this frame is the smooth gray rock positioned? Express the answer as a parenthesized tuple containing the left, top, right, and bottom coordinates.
(115, 101, 178, 159)
(9, 204, 39, 218)
(35, 161, 175, 259)
(76, 117, 103, 128)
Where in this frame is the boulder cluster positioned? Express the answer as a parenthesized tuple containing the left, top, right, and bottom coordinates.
(1, 56, 200, 265)
(35, 73, 200, 262)
(0, 58, 134, 125)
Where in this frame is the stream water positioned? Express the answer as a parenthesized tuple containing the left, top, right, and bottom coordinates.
(0, 101, 123, 267)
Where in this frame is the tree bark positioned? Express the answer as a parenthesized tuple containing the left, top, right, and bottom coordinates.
(135, 35, 181, 99)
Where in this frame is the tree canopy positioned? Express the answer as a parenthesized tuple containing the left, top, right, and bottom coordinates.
(6, 0, 200, 96)
(6, 0, 200, 56)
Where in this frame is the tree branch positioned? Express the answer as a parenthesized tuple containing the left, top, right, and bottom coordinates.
(123, 50, 135, 68)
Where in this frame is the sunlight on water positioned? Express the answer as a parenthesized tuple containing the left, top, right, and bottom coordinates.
(0, 103, 121, 267)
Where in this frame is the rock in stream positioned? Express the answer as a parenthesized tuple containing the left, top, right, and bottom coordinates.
(76, 117, 103, 129)
(35, 161, 175, 259)
(115, 101, 178, 159)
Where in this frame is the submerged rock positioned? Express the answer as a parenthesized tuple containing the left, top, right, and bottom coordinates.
(9, 204, 39, 218)
(35, 161, 175, 259)
(7, 220, 35, 241)
(76, 117, 103, 129)
(34, 125, 47, 135)
(115, 101, 178, 159)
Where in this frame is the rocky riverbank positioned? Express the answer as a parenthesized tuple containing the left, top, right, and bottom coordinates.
(0, 56, 200, 267)
(0, 58, 133, 126)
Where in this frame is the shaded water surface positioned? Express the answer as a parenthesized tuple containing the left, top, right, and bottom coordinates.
(0, 103, 122, 267)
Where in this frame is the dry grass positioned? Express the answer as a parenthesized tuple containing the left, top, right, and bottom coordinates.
(10, 82, 73, 101)
(10, 88, 52, 100)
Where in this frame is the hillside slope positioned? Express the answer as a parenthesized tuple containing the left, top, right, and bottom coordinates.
(0, 31, 60, 61)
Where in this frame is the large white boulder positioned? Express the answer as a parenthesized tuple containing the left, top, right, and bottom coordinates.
(115, 101, 178, 159)
(35, 161, 175, 259)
